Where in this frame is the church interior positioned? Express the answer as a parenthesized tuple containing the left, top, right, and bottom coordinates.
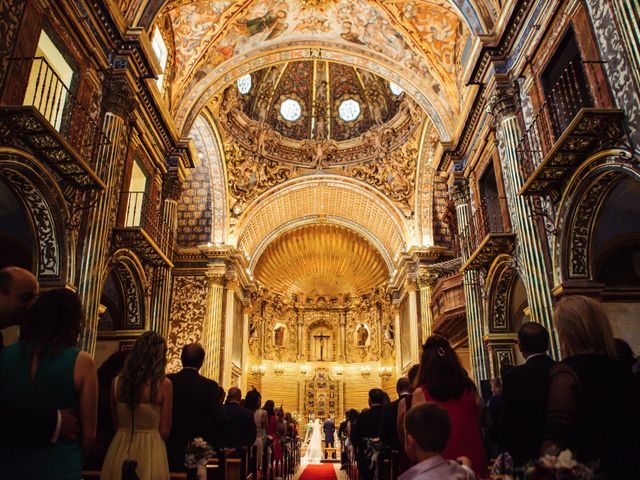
(1, 0, 639, 477)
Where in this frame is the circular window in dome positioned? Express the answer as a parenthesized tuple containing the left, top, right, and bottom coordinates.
(389, 81, 403, 96)
(236, 74, 252, 95)
(280, 98, 302, 121)
(338, 99, 361, 122)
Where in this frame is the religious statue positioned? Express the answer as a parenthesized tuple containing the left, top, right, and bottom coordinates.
(384, 323, 394, 341)
(274, 324, 286, 347)
(356, 323, 368, 347)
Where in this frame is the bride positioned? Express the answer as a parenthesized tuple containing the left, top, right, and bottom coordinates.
(302, 419, 323, 464)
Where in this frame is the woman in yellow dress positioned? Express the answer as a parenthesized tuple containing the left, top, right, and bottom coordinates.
(100, 331, 173, 480)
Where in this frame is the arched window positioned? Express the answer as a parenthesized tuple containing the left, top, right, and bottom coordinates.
(152, 27, 168, 91)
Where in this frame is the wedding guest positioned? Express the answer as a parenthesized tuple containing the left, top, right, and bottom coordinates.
(614, 338, 637, 373)
(0, 267, 80, 446)
(265, 400, 283, 462)
(352, 389, 385, 480)
(219, 387, 256, 457)
(380, 376, 411, 452)
(485, 377, 504, 459)
(501, 322, 555, 467)
(167, 343, 222, 472)
(400, 403, 476, 480)
(339, 412, 349, 469)
(396, 364, 420, 473)
(544, 296, 640, 478)
(217, 385, 226, 406)
(412, 335, 487, 478)
(100, 331, 173, 480)
(0, 288, 98, 480)
(245, 388, 267, 473)
(84, 349, 130, 470)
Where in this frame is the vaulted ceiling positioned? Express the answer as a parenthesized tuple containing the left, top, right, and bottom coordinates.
(253, 223, 388, 297)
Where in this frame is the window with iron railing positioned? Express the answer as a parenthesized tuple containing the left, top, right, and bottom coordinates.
(517, 30, 596, 178)
(460, 196, 509, 258)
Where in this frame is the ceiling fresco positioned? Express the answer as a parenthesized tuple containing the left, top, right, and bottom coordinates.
(156, 0, 471, 131)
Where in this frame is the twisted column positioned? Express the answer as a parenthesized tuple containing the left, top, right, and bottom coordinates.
(201, 272, 225, 381)
(490, 84, 559, 358)
(78, 77, 133, 353)
(221, 279, 238, 387)
(450, 177, 489, 383)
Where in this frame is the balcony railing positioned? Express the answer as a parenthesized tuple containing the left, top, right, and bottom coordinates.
(0, 57, 108, 189)
(112, 191, 173, 267)
(517, 60, 626, 196)
(460, 196, 516, 272)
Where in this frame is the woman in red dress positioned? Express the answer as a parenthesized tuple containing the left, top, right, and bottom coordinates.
(411, 335, 488, 478)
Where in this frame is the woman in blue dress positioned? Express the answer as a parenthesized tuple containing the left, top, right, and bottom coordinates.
(0, 288, 98, 480)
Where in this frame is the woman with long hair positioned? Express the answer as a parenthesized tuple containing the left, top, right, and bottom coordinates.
(0, 288, 98, 479)
(100, 331, 172, 480)
(411, 335, 487, 477)
(544, 296, 640, 477)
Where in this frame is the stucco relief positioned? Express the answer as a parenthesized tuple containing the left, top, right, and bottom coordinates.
(166, 275, 209, 372)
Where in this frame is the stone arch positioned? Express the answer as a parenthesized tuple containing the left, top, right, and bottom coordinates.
(483, 253, 530, 373)
(0, 149, 70, 282)
(554, 149, 640, 286)
(233, 175, 410, 264)
(100, 250, 149, 331)
(178, 111, 228, 246)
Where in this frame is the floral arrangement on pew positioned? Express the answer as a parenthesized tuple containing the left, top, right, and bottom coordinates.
(185, 437, 215, 480)
(490, 450, 596, 480)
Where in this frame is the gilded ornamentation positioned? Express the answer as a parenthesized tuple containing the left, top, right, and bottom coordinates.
(0, 169, 59, 276)
(487, 257, 518, 332)
(346, 132, 418, 215)
(489, 83, 520, 124)
(113, 262, 144, 329)
(166, 275, 209, 372)
(225, 141, 293, 217)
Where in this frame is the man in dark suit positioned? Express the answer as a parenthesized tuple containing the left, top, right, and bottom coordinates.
(501, 322, 556, 466)
(0, 267, 79, 445)
(219, 387, 257, 457)
(323, 417, 336, 457)
(379, 376, 411, 451)
(167, 343, 223, 471)
(352, 389, 385, 480)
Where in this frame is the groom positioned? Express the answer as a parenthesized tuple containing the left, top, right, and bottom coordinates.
(323, 417, 336, 458)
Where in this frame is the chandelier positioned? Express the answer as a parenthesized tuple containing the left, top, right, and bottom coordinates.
(274, 363, 286, 376)
(300, 364, 309, 375)
(335, 365, 344, 376)
(251, 364, 266, 377)
(360, 366, 371, 378)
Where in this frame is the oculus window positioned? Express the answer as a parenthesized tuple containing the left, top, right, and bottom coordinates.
(280, 98, 302, 121)
(237, 74, 252, 95)
(389, 82, 403, 96)
(338, 99, 360, 122)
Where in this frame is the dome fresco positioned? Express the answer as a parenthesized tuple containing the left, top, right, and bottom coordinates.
(234, 60, 403, 142)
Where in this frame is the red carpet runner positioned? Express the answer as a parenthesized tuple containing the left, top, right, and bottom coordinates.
(298, 463, 338, 480)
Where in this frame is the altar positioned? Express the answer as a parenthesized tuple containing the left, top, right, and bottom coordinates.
(303, 368, 341, 421)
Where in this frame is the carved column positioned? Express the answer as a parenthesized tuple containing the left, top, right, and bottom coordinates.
(418, 272, 439, 340)
(78, 76, 133, 353)
(338, 310, 347, 361)
(450, 177, 489, 383)
(151, 169, 183, 339)
(241, 305, 250, 392)
(490, 84, 559, 358)
(392, 305, 402, 374)
(201, 272, 225, 381)
(221, 279, 238, 387)
(406, 280, 420, 365)
(296, 309, 304, 360)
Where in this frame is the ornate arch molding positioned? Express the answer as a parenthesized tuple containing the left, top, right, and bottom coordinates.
(554, 149, 640, 285)
(175, 43, 453, 142)
(107, 250, 149, 330)
(484, 254, 519, 333)
(0, 149, 69, 281)
(233, 175, 410, 259)
(189, 112, 228, 245)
